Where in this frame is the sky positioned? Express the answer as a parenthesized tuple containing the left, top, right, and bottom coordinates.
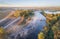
(0, 0, 60, 7)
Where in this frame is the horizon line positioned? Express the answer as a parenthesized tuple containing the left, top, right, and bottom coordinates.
(0, 5, 60, 7)
(0, 6, 60, 8)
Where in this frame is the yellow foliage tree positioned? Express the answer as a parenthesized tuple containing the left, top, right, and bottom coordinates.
(13, 10, 20, 17)
(0, 27, 8, 39)
(43, 26, 49, 32)
(52, 26, 58, 32)
(38, 32, 45, 39)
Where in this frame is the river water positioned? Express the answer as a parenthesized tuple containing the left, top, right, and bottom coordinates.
(17, 11, 46, 39)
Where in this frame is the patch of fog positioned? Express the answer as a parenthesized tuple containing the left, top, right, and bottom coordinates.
(44, 11, 60, 14)
(4, 17, 20, 29)
(0, 12, 9, 20)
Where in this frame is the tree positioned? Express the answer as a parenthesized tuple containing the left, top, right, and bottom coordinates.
(0, 27, 8, 39)
(38, 32, 45, 39)
(14, 10, 20, 17)
(43, 26, 49, 33)
(17, 10, 34, 25)
(52, 26, 58, 32)
(45, 27, 54, 39)
(45, 18, 57, 39)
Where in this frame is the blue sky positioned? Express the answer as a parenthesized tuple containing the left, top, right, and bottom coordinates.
(0, 0, 60, 7)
